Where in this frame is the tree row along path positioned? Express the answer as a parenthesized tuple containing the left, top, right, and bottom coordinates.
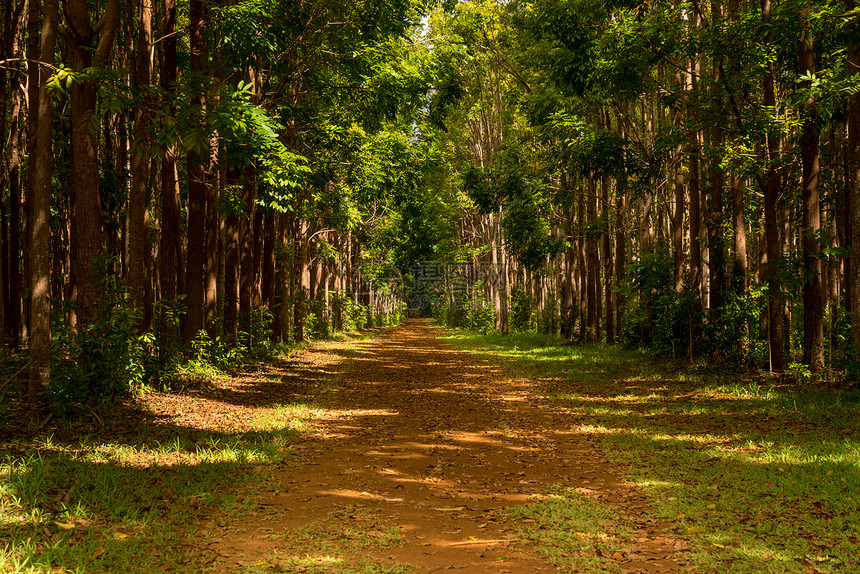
(205, 320, 686, 573)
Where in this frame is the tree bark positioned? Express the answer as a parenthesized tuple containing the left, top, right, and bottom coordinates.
(66, 0, 119, 329)
(761, 0, 785, 371)
(28, 0, 58, 407)
(847, 0, 860, 369)
(262, 211, 275, 311)
(182, 0, 207, 342)
(204, 141, 219, 335)
(799, 4, 824, 370)
(239, 167, 256, 338)
(586, 174, 599, 341)
(158, 0, 180, 310)
(731, 172, 748, 292)
(602, 177, 614, 344)
(129, 0, 153, 331)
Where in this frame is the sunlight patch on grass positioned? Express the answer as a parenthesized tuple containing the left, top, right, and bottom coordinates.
(447, 330, 860, 572)
(240, 553, 411, 574)
(506, 486, 631, 573)
(0, 425, 296, 572)
(253, 402, 325, 434)
(283, 505, 406, 554)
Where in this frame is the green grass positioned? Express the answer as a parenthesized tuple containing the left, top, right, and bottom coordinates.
(446, 331, 860, 573)
(237, 555, 411, 574)
(0, 422, 299, 573)
(230, 505, 409, 574)
(285, 505, 406, 554)
(507, 487, 634, 573)
(0, 336, 374, 573)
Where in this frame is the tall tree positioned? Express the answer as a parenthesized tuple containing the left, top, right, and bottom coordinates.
(799, 3, 824, 370)
(28, 0, 58, 407)
(761, 0, 785, 371)
(182, 0, 208, 342)
(128, 0, 154, 330)
(64, 0, 120, 328)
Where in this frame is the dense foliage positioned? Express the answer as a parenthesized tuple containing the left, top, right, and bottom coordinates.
(3, 0, 860, 413)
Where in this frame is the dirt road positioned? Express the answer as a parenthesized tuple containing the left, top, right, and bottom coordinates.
(209, 320, 683, 573)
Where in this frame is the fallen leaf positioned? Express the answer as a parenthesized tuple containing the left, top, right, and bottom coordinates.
(431, 506, 465, 512)
(53, 521, 75, 531)
(92, 546, 106, 560)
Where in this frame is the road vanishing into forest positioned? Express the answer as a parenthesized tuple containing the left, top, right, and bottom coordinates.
(206, 320, 686, 573)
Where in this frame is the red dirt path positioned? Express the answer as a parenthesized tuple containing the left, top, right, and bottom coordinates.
(206, 319, 687, 573)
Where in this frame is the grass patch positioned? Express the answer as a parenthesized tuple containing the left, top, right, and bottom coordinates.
(447, 331, 860, 573)
(285, 505, 406, 554)
(237, 554, 411, 574)
(226, 505, 409, 574)
(507, 487, 634, 573)
(0, 338, 372, 574)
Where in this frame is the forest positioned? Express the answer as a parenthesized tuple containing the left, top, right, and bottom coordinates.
(2, 1, 860, 572)
(2, 0, 860, 405)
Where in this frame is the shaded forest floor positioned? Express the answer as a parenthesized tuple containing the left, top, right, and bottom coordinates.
(1, 319, 859, 573)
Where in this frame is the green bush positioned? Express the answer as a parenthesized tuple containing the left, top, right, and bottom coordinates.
(700, 284, 769, 366)
(49, 271, 149, 415)
(465, 300, 496, 334)
(240, 305, 275, 358)
(538, 297, 559, 335)
(510, 287, 532, 332)
(622, 249, 689, 356)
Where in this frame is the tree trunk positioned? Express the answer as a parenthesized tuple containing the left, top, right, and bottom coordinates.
(615, 112, 628, 337)
(577, 183, 587, 340)
(799, 4, 824, 370)
(224, 170, 240, 340)
(239, 167, 255, 338)
(731, 171, 748, 292)
(28, 0, 58, 407)
(158, 0, 180, 310)
(204, 143, 219, 335)
(602, 177, 614, 344)
(848, 0, 860, 369)
(128, 0, 153, 331)
(761, 0, 785, 372)
(66, 0, 119, 330)
(182, 0, 207, 342)
(6, 69, 22, 347)
(672, 99, 686, 290)
(262, 211, 275, 311)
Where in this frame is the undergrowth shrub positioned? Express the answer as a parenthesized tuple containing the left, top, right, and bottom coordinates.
(538, 297, 559, 335)
(49, 269, 150, 415)
(700, 284, 769, 366)
(240, 306, 276, 359)
(622, 249, 689, 356)
(510, 287, 532, 332)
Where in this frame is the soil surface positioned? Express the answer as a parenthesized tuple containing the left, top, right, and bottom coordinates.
(206, 320, 687, 573)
